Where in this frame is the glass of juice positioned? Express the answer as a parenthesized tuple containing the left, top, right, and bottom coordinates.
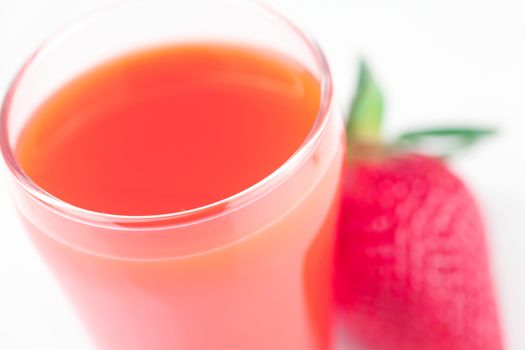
(0, 0, 345, 349)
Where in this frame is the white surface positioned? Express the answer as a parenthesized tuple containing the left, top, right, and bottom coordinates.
(0, 0, 524, 349)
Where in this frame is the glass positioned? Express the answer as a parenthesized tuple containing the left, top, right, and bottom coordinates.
(0, 0, 345, 349)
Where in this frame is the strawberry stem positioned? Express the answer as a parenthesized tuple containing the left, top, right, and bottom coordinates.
(346, 59, 384, 150)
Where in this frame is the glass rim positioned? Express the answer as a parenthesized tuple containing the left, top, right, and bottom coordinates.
(0, 0, 334, 225)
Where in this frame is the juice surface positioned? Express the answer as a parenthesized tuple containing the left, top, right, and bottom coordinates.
(16, 44, 320, 215)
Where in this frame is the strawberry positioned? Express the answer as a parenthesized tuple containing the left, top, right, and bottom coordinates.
(335, 62, 503, 350)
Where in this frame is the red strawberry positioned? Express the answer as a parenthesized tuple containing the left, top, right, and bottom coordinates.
(335, 62, 503, 350)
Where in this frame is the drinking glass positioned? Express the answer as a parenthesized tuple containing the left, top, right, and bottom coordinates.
(0, 1, 345, 349)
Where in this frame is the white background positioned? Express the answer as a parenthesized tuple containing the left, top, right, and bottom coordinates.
(0, 0, 524, 349)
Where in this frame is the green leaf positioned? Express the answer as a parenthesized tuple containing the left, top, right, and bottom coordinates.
(347, 59, 384, 145)
(396, 127, 497, 157)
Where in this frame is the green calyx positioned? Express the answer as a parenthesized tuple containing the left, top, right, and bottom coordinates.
(347, 59, 496, 159)
(346, 60, 384, 146)
(395, 127, 496, 158)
